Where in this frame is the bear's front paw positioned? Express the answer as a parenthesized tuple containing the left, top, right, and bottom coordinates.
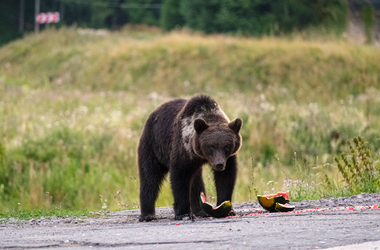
(194, 210, 209, 218)
(174, 213, 189, 220)
(139, 214, 157, 222)
(227, 210, 236, 216)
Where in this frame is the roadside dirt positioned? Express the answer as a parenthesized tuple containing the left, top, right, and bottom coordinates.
(1, 193, 380, 249)
(1, 192, 380, 227)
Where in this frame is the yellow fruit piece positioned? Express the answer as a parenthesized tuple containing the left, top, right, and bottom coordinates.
(258, 196, 275, 208)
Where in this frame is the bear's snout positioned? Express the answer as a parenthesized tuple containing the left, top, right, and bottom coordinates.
(214, 162, 225, 171)
(211, 150, 226, 171)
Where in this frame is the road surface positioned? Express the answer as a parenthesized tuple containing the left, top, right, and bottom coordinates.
(1, 204, 380, 249)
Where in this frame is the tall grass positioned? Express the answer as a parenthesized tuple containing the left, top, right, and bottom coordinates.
(1, 26, 380, 213)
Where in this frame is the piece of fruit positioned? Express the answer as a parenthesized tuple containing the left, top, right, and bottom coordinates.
(200, 192, 232, 218)
(257, 191, 290, 212)
(262, 191, 290, 200)
(275, 202, 295, 212)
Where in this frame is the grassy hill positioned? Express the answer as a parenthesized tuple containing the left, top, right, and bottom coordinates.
(1, 26, 380, 213)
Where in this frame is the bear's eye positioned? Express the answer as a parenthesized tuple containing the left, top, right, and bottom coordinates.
(224, 145, 231, 152)
(209, 146, 215, 151)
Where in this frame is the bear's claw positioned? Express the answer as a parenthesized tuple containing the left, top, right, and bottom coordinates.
(174, 213, 187, 220)
(139, 214, 157, 222)
(227, 210, 236, 216)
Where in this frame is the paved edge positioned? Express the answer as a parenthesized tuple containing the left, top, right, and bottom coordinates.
(325, 240, 380, 250)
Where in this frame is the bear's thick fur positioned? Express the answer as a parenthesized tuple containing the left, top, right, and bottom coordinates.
(138, 95, 242, 222)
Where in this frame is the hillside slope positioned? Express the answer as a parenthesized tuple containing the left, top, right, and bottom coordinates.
(1, 27, 380, 100)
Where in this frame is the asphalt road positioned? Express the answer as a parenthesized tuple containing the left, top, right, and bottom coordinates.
(1, 206, 380, 250)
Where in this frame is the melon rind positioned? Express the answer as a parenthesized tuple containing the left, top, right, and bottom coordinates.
(275, 202, 296, 212)
(200, 192, 232, 218)
(257, 191, 291, 212)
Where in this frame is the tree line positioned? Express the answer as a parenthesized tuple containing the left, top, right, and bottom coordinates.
(0, 0, 378, 45)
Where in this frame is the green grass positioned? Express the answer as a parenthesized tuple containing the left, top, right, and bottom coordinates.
(0, 207, 89, 221)
(1, 26, 380, 216)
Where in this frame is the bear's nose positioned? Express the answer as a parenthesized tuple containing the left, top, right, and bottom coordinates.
(215, 162, 224, 170)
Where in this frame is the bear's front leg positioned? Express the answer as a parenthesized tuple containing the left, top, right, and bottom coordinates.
(213, 155, 238, 216)
(189, 167, 208, 218)
(170, 165, 194, 220)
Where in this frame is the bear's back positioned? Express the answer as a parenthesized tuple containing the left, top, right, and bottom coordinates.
(139, 98, 187, 166)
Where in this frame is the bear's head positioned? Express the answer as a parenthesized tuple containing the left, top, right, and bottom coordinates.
(192, 118, 242, 171)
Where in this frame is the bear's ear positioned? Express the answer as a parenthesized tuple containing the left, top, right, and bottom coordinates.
(228, 118, 242, 134)
(194, 118, 209, 134)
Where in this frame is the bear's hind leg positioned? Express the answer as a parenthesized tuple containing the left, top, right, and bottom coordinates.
(138, 159, 168, 222)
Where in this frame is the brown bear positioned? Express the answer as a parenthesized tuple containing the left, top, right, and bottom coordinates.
(137, 95, 242, 222)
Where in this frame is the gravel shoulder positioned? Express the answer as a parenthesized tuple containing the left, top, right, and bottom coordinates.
(1, 193, 380, 250)
(1, 192, 380, 227)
